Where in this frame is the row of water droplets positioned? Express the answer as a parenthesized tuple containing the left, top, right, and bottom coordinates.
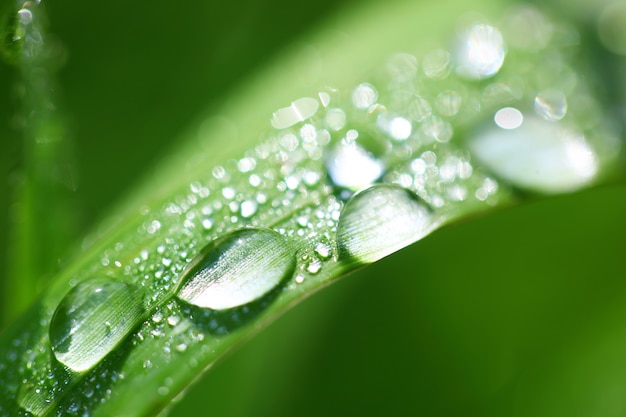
(4, 4, 618, 416)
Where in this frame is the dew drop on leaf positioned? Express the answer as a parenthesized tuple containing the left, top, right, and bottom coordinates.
(176, 228, 295, 310)
(336, 185, 436, 263)
(49, 278, 145, 372)
(469, 113, 598, 193)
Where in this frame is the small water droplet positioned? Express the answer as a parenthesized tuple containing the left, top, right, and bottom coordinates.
(306, 259, 322, 274)
(176, 228, 295, 310)
(314, 241, 332, 259)
(337, 185, 436, 263)
(408, 96, 433, 122)
(435, 90, 462, 117)
(386, 53, 418, 82)
(598, 2, 626, 55)
(271, 97, 320, 129)
(456, 24, 506, 80)
(534, 90, 567, 121)
(352, 83, 378, 110)
(325, 108, 347, 131)
(240, 200, 258, 218)
(469, 115, 598, 193)
(325, 139, 384, 190)
(17, 8, 33, 25)
(494, 107, 523, 129)
(378, 114, 412, 141)
(423, 49, 452, 79)
(49, 278, 145, 372)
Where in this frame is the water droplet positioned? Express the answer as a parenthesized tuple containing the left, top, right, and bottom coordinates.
(456, 24, 506, 80)
(176, 228, 295, 310)
(326, 139, 384, 190)
(378, 114, 412, 141)
(534, 90, 567, 121)
(494, 107, 523, 129)
(502, 5, 553, 51)
(314, 241, 332, 259)
(306, 259, 323, 274)
(49, 278, 145, 372)
(469, 115, 598, 193)
(325, 108, 347, 131)
(17, 8, 33, 25)
(423, 49, 452, 79)
(240, 200, 258, 218)
(408, 96, 433, 122)
(386, 53, 418, 82)
(422, 116, 453, 142)
(352, 83, 378, 110)
(336, 185, 436, 263)
(598, 2, 626, 55)
(271, 97, 320, 129)
(435, 90, 462, 117)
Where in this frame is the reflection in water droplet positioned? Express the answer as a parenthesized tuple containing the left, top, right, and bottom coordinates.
(336, 185, 436, 263)
(49, 278, 145, 372)
(177, 228, 295, 310)
(534, 90, 567, 121)
(271, 97, 319, 129)
(469, 115, 598, 193)
(326, 139, 384, 190)
(456, 24, 506, 80)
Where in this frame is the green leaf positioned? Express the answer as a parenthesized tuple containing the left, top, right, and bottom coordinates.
(1, 0, 625, 416)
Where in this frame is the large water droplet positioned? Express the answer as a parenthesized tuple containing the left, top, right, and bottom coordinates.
(176, 228, 295, 310)
(49, 278, 145, 372)
(455, 24, 506, 80)
(336, 185, 436, 263)
(469, 114, 598, 193)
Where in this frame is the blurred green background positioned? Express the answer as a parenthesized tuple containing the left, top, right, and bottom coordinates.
(1, 0, 626, 416)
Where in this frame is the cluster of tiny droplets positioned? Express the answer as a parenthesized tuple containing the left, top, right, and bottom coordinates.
(3, 4, 615, 415)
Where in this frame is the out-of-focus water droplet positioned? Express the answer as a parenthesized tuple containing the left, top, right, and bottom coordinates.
(469, 115, 598, 193)
(271, 97, 319, 129)
(240, 200, 258, 218)
(49, 278, 145, 372)
(494, 107, 523, 129)
(534, 90, 567, 121)
(502, 5, 553, 51)
(336, 185, 436, 263)
(326, 108, 347, 131)
(17, 8, 33, 25)
(598, 2, 626, 55)
(176, 228, 295, 310)
(325, 139, 384, 190)
(378, 114, 412, 141)
(456, 24, 506, 80)
(422, 116, 453, 142)
(352, 83, 378, 110)
(386, 53, 418, 82)
(423, 49, 451, 79)
(435, 90, 462, 117)
(408, 96, 433, 122)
